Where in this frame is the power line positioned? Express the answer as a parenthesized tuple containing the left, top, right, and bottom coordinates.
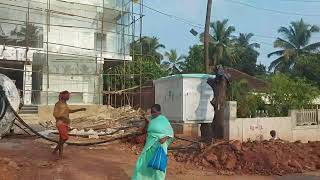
(2, 0, 317, 51)
(136, 1, 204, 29)
(140, 1, 320, 40)
(223, 0, 320, 17)
(278, 0, 320, 3)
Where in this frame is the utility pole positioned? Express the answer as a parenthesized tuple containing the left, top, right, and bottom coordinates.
(204, 0, 212, 73)
(200, 0, 213, 141)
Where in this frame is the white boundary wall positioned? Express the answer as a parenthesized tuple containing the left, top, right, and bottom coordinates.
(224, 101, 320, 142)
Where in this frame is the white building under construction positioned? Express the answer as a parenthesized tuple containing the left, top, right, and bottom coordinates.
(0, 0, 137, 105)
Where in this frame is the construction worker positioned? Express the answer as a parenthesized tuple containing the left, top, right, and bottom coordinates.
(52, 90, 86, 159)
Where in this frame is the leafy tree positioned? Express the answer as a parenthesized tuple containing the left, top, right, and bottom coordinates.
(227, 79, 249, 101)
(268, 19, 320, 72)
(255, 64, 267, 76)
(294, 54, 320, 85)
(105, 36, 168, 91)
(162, 49, 185, 74)
(200, 19, 235, 66)
(104, 59, 169, 90)
(130, 36, 165, 64)
(266, 73, 319, 116)
(227, 79, 265, 118)
(182, 45, 204, 73)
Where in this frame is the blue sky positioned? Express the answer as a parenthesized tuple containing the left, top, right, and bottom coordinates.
(140, 0, 320, 67)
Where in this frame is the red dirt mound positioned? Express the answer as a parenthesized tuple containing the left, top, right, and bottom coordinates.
(172, 140, 320, 175)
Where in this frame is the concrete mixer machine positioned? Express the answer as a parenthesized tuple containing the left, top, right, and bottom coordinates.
(0, 73, 20, 137)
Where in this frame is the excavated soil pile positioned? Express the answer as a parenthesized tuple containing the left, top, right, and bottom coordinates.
(172, 140, 320, 175)
(0, 158, 20, 180)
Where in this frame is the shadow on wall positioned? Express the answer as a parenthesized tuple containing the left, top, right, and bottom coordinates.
(195, 78, 209, 121)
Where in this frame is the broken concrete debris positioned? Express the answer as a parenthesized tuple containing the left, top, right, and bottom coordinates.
(39, 106, 144, 139)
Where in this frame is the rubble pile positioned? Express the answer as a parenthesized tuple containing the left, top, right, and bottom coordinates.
(172, 140, 320, 175)
(40, 106, 145, 139)
(70, 106, 143, 130)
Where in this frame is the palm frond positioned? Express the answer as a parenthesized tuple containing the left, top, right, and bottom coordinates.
(302, 42, 320, 52)
(249, 42, 260, 49)
(274, 38, 296, 49)
(177, 55, 186, 61)
(269, 56, 285, 71)
(267, 50, 285, 58)
(310, 25, 320, 33)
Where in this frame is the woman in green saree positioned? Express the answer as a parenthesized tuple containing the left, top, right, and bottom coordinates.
(132, 104, 174, 180)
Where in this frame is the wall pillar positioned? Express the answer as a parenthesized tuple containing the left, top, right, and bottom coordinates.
(224, 101, 240, 140)
(23, 63, 32, 105)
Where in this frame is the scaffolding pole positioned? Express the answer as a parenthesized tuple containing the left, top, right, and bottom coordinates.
(0, 0, 144, 107)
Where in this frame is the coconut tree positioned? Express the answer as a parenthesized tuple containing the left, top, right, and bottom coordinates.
(130, 36, 165, 63)
(235, 33, 260, 49)
(200, 19, 236, 66)
(268, 19, 320, 72)
(161, 49, 185, 75)
(200, 19, 236, 139)
(10, 23, 42, 48)
(233, 33, 261, 75)
(0, 25, 8, 45)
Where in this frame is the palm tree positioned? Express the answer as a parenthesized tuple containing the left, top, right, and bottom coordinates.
(235, 33, 260, 49)
(201, 19, 236, 66)
(10, 23, 41, 48)
(0, 25, 8, 45)
(268, 19, 320, 72)
(130, 36, 165, 64)
(162, 49, 185, 75)
(233, 33, 261, 75)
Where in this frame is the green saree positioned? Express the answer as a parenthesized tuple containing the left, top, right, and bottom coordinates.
(132, 115, 174, 180)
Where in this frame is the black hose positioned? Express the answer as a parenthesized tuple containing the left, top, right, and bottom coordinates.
(1, 91, 144, 146)
(14, 122, 32, 135)
(14, 107, 143, 146)
(0, 86, 8, 121)
(174, 136, 201, 144)
(1, 86, 201, 148)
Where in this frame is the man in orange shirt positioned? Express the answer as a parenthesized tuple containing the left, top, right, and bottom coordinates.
(52, 91, 86, 159)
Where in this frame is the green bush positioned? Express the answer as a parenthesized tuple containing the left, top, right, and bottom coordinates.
(266, 73, 319, 116)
